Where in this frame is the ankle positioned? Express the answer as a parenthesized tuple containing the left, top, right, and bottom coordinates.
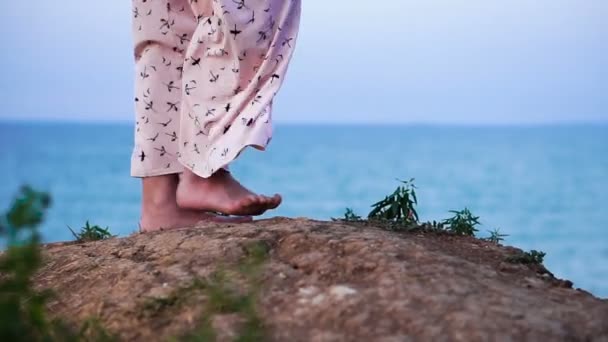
(182, 168, 228, 183)
(141, 174, 179, 213)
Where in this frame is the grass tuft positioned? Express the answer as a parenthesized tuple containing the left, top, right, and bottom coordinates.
(77, 317, 117, 342)
(0, 186, 54, 341)
(145, 241, 271, 341)
(442, 208, 480, 236)
(506, 250, 546, 265)
(368, 178, 419, 225)
(343, 208, 362, 222)
(68, 221, 113, 243)
(415, 220, 448, 234)
(1, 186, 116, 341)
(484, 228, 508, 244)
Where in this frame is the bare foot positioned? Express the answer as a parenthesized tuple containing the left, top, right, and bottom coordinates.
(177, 168, 282, 216)
(140, 174, 252, 232)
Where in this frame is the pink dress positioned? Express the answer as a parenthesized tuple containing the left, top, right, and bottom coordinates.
(130, 0, 301, 178)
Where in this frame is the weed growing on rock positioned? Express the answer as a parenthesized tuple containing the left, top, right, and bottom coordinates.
(68, 221, 113, 243)
(0, 186, 53, 341)
(484, 229, 508, 244)
(343, 208, 362, 222)
(368, 178, 419, 224)
(506, 250, 546, 265)
(78, 317, 116, 342)
(418, 220, 447, 232)
(144, 241, 270, 341)
(0, 186, 115, 342)
(194, 241, 268, 341)
(141, 286, 190, 316)
(332, 208, 363, 223)
(442, 208, 480, 236)
(182, 316, 216, 342)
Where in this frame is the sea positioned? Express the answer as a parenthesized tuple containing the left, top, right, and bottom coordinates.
(1, 121, 607, 298)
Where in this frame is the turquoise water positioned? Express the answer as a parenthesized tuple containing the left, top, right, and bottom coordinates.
(1, 121, 607, 298)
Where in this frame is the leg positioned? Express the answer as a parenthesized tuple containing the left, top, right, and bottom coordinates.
(131, 0, 252, 231)
(175, 0, 301, 215)
(131, 0, 195, 178)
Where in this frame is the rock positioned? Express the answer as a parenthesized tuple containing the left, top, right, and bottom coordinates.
(35, 218, 608, 341)
(329, 285, 357, 300)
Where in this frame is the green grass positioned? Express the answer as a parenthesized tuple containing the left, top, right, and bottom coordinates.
(342, 208, 363, 222)
(145, 241, 270, 341)
(339, 182, 483, 238)
(0, 186, 55, 341)
(68, 221, 113, 243)
(336, 179, 552, 272)
(77, 317, 117, 342)
(441, 208, 480, 237)
(484, 228, 508, 244)
(191, 241, 269, 341)
(368, 178, 419, 225)
(180, 317, 216, 342)
(419, 220, 447, 232)
(337, 179, 550, 272)
(506, 250, 546, 265)
(0, 186, 116, 342)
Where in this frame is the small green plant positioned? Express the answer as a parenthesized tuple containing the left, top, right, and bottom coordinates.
(484, 228, 508, 244)
(419, 220, 447, 232)
(506, 250, 546, 265)
(343, 208, 362, 222)
(1, 186, 115, 341)
(442, 208, 480, 236)
(156, 241, 270, 341)
(68, 221, 113, 243)
(368, 178, 419, 224)
(181, 316, 216, 342)
(77, 317, 116, 342)
(208, 241, 268, 341)
(331, 208, 363, 223)
(0, 186, 54, 341)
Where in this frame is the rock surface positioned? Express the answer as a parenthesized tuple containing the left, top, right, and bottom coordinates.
(35, 218, 608, 341)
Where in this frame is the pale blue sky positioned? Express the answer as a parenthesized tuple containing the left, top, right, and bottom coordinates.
(1, 1, 606, 124)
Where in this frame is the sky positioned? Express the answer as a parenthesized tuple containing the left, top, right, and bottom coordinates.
(1, 0, 606, 124)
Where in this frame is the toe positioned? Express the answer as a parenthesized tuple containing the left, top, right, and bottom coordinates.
(233, 195, 263, 216)
(242, 195, 269, 216)
(252, 195, 271, 215)
(249, 194, 280, 216)
(256, 195, 270, 205)
(268, 194, 282, 209)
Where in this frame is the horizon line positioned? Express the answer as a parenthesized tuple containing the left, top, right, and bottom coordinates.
(0, 117, 607, 127)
